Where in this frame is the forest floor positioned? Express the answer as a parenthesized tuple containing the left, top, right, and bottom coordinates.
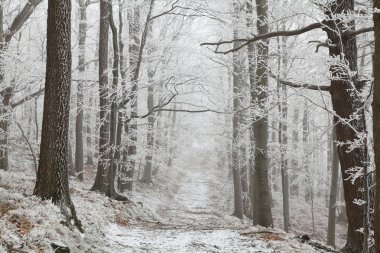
(0, 157, 340, 252)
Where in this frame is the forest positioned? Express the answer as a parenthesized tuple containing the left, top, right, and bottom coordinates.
(0, 0, 380, 252)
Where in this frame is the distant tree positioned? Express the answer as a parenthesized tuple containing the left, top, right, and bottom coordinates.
(327, 128, 340, 248)
(33, 0, 82, 232)
(91, 0, 111, 192)
(0, 0, 43, 171)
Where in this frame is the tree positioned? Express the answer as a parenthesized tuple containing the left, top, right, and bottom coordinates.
(203, 1, 372, 250)
(0, 0, 43, 171)
(75, 0, 92, 181)
(373, 1, 380, 252)
(91, 0, 111, 192)
(327, 127, 340, 248)
(33, 0, 82, 232)
(251, 0, 273, 227)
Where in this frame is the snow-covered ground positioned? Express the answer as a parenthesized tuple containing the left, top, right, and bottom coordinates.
(0, 158, 338, 252)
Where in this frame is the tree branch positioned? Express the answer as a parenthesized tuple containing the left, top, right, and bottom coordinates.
(201, 22, 323, 54)
(268, 71, 330, 91)
(4, 0, 44, 43)
(345, 27, 374, 37)
(11, 87, 45, 108)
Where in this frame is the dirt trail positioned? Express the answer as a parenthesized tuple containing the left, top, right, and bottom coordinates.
(106, 160, 320, 252)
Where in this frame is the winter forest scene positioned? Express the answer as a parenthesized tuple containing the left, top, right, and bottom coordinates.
(2, 0, 380, 252)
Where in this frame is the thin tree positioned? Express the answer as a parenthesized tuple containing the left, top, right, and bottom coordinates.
(327, 127, 340, 248)
(33, 0, 82, 232)
(91, 0, 111, 192)
(75, 0, 92, 181)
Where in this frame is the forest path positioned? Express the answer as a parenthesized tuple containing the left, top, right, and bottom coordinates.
(105, 160, 317, 252)
(155, 160, 228, 228)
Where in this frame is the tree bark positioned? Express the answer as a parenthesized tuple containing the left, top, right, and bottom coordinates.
(323, 2, 369, 252)
(33, 0, 82, 232)
(372, 1, 380, 252)
(251, 0, 273, 227)
(91, 0, 111, 192)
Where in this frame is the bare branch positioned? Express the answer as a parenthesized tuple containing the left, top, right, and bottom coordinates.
(268, 71, 330, 91)
(11, 87, 45, 108)
(201, 22, 322, 54)
(345, 27, 374, 37)
(4, 0, 44, 43)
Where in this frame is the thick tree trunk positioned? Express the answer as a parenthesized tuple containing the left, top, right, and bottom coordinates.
(372, 1, 380, 252)
(327, 128, 339, 248)
(33, 0, 82, 232)
(323, 1, 370, 252)
(91, 0, 110, 192)
(75, 1, 88, 181)
(251, 0, 273, 227)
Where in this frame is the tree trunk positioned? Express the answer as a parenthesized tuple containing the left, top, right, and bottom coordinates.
(167, 103, 177, 168)
(75, 1, 88, 181)
(372, 1, 380, 252)
(86, 96, 93, 165)
(91, 0, 110, 192)
(251, 0, 273, 227)
(105, 3, 127, 201)
(141, 22, 155, 183)
(119, 5, 141, 192)
(327, 128, 339, 248)
(323, 2, 370, 252)
(231, 2, 244, 219)
(33, 0, 82, 232)
(277, 33, 290, 232)
(290, 107, 300, 196)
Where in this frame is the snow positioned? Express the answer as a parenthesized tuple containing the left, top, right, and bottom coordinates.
(0, 159, 337, 252)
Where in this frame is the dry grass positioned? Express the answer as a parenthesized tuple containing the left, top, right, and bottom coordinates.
(0, 202, 15, 217)
(259, 232, 284, 241)
(115, 214, 129, 227)
(10, 214, 33, 236)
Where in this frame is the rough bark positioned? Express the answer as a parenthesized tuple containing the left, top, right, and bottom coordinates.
(33, 0, 82, 232)
(323, 2, 369, 252)
(373, 1, 380, 252)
